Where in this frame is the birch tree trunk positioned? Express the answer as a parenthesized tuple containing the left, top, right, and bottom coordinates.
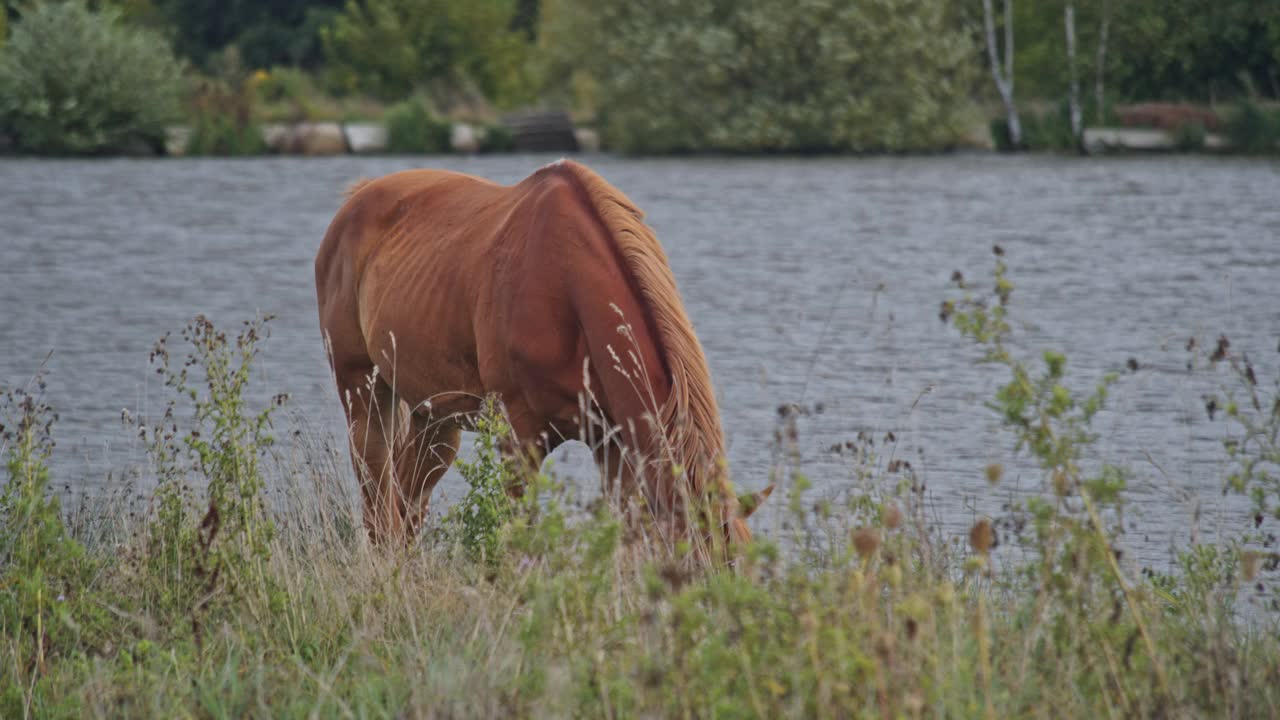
(1065, 0, 1082, 144)
(982, 0, 1021, 147)
(1095, 0, 1110, 124)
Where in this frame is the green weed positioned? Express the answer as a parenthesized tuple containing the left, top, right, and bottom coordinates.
(447, 397, 518, 564)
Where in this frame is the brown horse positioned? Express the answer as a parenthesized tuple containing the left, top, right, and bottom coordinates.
(314, 159, 770, 555)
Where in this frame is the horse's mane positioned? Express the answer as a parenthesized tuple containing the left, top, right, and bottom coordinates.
(343, 177, 374, 199)
(553, 160, 729, 500)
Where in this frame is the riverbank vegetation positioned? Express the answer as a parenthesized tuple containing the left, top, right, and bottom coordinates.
(0, 0, 1278, 155)
(3, 256, 1278, 716)
(0, 2, 184, 155)
(535, 0, 979, 153)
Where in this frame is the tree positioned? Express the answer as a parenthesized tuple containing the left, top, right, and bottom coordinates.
(540, 0, 978, 153)
(322, 0, 534, 107)
(1094, 0, 1109, 123)
(1064, 0, 1081, 142)
(983, 0, 1022, 147)
(1107, 0, 1280, 102)
(1014, 0, 1280, 106)
(154, 0, 344, 68)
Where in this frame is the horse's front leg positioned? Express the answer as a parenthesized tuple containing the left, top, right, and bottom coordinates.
(338, 371, 409, 545)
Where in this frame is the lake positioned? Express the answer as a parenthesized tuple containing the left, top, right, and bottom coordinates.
(1, 153, 1277, 569)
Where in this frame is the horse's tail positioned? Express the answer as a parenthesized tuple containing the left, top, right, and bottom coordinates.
(554, 161, 727, 496)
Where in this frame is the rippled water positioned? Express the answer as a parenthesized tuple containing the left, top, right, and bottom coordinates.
(2, 154, 1277, 568)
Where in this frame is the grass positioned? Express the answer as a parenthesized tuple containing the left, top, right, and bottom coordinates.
(3, 258, 1280, 718)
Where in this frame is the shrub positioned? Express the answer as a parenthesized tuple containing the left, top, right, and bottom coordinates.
(1173, 120, 1207, 151)
(990, 105, 1080, 152)
(323, 0, 535, 108)
(0, 375, 108, 709)
(480, 123, 514, 152)
(1022, 106, 1078, 152)
(137, 315, 281, 615)
(185, 49, 265, 156)
(384, 99, 451, 153)
(447, 398, 518, 562)
(989, 117, 1015, 152)
(186, 111, 265, 156)
(253, 66, 327, 123)
(1225, 100, 1280, 154)
(0, 2, 184, 154)
(539, 0, 978, 153)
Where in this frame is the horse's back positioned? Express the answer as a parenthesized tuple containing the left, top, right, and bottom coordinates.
(315, 168, 523, 409)
(318, 170, 503, 273)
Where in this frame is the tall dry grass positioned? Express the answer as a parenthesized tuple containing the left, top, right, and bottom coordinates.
(2, 256, 1279, 718)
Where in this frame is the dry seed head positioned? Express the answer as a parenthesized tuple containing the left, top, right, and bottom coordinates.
(882, 503, 903, 530)
(883, 564, 903, 589)
(1052, 466, 1071, 497)
(984, 463, 1004, 485)
(969, 518, 996, 555)
(799, 612, 818, 633)
(873, 631, 896, 660)
(846, 568, 866, 592)
(935, 581, 955, 606)
(852, 527, 882, 559)
(1242, 551, 1261, 582)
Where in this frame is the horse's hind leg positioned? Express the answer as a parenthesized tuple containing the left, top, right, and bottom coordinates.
(500, 401, 568, 498)
(594, 441, 647, 518)
(338, 369, 410, 544)
(399, 415, 461, 539)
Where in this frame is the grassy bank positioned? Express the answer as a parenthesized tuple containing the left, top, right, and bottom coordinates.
(3, 258, 1279, 718)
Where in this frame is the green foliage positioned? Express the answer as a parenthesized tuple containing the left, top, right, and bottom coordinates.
(946, 250, 1120, 481)
(1198, 335, 1280, 518)
(152, 0, 344, 68)
(938, 249, 1270, 714)
(250, 65, 387, 123)
(186, 111, 264, 156)
(1104, 0, 1280, 103)
(539, 0, 979, 153)
(1224, 101, 1280, 154)
(137, 315, 281, 615)
(991, 104, 1080, 152)
(3, 301, 1280, 716)
(0, 376, 105, 706)
(252, 66, 319, 122)
(383, 98, 451, 153)
(185, 49, 265, 156)
(448, 398, 518, 563)
(1173, 120, 1208, 151)
(1023, 107, 1080, 152)
(0, 2, 184, 154)
(322, 0, 535, 107)
(481, 123, 514, 152)
(1007, 0, 1280, 106)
